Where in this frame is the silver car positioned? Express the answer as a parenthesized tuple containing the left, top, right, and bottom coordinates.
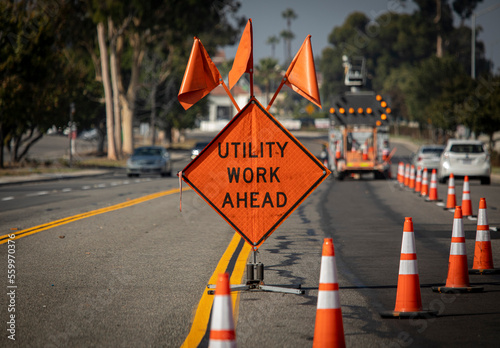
(412, 145, 445, 170)
(438, 139, 490, 185)
(126, 146, 172, 177)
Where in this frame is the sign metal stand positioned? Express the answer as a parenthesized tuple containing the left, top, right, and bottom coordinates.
(207, 249, 304, 295)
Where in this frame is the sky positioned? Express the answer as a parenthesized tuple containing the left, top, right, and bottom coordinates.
(224, 0, 500, 73)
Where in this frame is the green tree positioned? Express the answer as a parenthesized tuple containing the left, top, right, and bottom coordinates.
(255, 57, 280, 105)
(0, 0, 95, 167)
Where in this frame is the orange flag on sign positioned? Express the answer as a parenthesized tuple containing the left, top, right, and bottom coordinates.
(228, 19, 253, 90)
(285, 35, 321, 108)
(178, 37, 221, 110)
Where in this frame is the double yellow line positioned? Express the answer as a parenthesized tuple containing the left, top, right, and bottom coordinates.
(0, 187, 187, 244)
(1, 186, 252, 347)
(181, 233, 251, 347)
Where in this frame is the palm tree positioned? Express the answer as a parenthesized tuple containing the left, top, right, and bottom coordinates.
(280, 30, 295, 65)
(266, 35, 280, 58)
(281, 8, 297, 64)
(255, 58, 280, 105)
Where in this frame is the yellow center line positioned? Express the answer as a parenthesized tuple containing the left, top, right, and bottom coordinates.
(0, 187, 190, 244)
(181, 233, 251, 347)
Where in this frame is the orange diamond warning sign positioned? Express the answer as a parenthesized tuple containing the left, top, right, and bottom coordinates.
(181, 98, 330, 248)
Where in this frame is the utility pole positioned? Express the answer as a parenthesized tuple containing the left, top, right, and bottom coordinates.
(69, 102, 75, 167)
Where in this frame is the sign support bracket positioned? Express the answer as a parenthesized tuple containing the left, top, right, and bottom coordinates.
(207, 248, 304, 295)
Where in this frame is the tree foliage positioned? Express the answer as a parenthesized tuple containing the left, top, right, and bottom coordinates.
(319, 1, 495, 144)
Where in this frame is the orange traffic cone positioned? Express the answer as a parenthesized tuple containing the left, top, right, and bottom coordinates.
(408, 165, 415, 189)
(426, 169, 441, 202)
(470, 198, 499, 274)
(381, 217, 436, 318)
(461, 176, 474, 217)
(404, 164, 410, 187)
(209, 273, 237, 348)
(362, 146, 368, 160)
(313, 238, 345, 348)
(445, 173, 456, 210)
(414, 166, 422, 193)
(420, 168, 429, 197)
(432, 207, 483, 293)
(397, 162, 404, 184)
(335, 141, 341, 160)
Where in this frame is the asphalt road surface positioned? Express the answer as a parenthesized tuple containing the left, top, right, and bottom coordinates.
(1, 133, 499, 347)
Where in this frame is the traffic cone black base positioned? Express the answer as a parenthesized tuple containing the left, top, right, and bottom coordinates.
(431, 285, 483, 293)
(380, 310, 437, 319)
(468, 268, 500, 275)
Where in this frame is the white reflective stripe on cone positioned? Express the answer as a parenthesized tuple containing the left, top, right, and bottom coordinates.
(399, 259, 418, 275)
(452, 219, 464, 237)
(317, 290, 341, 309)
(211, 296, 234, 331)
(478, 211, 487, 226)
(401, 232, 416, 254)
(319, 256, 337, 283)
(476, 230, 491, 242)
(450, 243, 466, 255)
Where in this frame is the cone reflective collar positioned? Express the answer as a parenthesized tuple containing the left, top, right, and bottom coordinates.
(471, 198, 499, 274)
(209, 273, 236, 347)
(432, 207, 483, 293)
(313, 238, 345, 348)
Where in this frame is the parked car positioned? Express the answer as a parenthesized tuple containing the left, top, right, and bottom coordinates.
(191, 142, 210, 159)
(412, 145, 445, 170)
(126, 146, 172, 177)
(438, 139, 490, 185)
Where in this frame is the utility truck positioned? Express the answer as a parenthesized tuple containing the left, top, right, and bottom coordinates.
(327, 56, 392, 180)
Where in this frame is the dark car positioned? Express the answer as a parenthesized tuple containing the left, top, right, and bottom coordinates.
(191, 142, 210, 159)
(126, 146, 172, 177)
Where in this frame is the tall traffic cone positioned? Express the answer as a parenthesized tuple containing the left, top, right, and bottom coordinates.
(380, 217, 436, 318)
(445, 173, 456, 210)
(313, 238, 345, 348)
(432, 207, 483, 293)
(414, 166, 422, 193)
(362, 145, 368, 160)
(461, 176, 474, 217)
(426, 169, 441, 202)
(408, 165, 415, 189)
(470, 198, 499, 274)
(404, 164, 410, 187)
(397, 162, 404, 185)
(420, 168, 429, 197)
(209, 273, 237, 348)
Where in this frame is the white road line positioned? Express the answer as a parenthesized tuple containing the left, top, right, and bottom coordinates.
(96, 183, 106, 188)
(82, 185, 91, 190)
(62, 188, 72, 192)
(2, 196, 14, 201)
(26, 191, 49, 197)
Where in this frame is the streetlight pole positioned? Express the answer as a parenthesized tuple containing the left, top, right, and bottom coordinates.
(471, 3, 500, 79)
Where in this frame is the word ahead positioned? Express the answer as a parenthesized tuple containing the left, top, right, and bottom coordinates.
(181, 99, 330, 248)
